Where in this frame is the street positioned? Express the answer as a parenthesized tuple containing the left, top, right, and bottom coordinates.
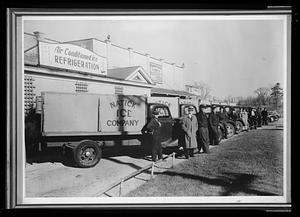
(25, 119, 283, 197)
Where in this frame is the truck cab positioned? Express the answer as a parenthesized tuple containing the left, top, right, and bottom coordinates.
(146, 103, 175, 147)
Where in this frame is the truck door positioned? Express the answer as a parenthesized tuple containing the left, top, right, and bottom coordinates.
(153, 106, 174, 143)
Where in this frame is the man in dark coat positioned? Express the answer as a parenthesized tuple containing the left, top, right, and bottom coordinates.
(209, 106, 220, 146)
(196, 105, 210, 154)
(256, 107, 262, 127)
(218, 107, 228, 139)
(261, 108, 268, 125)
(141, 110, 162, 162)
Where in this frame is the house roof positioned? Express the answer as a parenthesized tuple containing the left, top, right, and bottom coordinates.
(107, 66, 140, 80)
(107, 66, 154, 84)
(151, 87, 198, 98)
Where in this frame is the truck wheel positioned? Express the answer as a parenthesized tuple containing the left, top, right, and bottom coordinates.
(226, 123, 235, 138)
(235, 121, 243, 134)
(73, 141, 102, 168)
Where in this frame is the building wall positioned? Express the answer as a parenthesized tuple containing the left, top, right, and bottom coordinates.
(132, 51, 148, 72)
(24, 71, 151, 113)
(24, 32, 186, 95)
(110, 44, 130, 68)
(62, 34, 185, 91)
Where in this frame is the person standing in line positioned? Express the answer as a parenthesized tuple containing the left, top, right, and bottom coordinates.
(141, 110, 163, 162)
(240, 108, 249, 131)
(196, 105, 210, 154)
(209, 106, 220, 146)
(181, 106, 198, 159)
(261, 108, 268, 125)
(218, 106, 228, 139)
(256, 107, 262, 127)
(250, 108, 257, 129)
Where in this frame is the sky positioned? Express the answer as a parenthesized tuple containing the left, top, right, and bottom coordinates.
(24, 16, 287, 99)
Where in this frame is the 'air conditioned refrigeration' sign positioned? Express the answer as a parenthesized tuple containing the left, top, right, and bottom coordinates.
(38, 42, 107, 76)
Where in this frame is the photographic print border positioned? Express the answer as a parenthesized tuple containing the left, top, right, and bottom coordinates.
(6, 7, 292, 210)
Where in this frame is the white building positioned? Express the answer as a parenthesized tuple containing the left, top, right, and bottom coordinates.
(24, 31, 195, 114)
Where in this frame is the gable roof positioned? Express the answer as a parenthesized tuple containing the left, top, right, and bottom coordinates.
(107, 66, 154, 85)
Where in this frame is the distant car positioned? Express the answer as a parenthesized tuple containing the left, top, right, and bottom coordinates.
(268, 111, 280, 122)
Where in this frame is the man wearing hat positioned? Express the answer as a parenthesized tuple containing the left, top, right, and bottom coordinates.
(196, 104, 210, 154)
(218, 106, 228, 139)
(209, 106, 220, 146)
(141, 109, 163, 162)
(180, 106, 198, 159)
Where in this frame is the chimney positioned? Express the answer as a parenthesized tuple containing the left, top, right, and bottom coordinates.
(33, 31, 46, 41)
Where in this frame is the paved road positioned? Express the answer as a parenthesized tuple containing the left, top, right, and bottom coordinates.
(25, 119, 283, 197)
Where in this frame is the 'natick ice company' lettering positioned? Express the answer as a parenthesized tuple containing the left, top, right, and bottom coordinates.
(107, 119, 139, 127)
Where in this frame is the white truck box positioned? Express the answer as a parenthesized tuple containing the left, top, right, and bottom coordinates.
(41, 92, 146, 136)
(147, 97, 179, 118)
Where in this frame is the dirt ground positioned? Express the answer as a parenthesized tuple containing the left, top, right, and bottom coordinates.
(25, 119, 283, 197)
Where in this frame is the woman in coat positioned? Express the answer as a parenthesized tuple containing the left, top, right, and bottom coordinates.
(181, 106, 198, 159)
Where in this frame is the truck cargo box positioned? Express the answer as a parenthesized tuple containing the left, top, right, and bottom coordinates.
(147, 97, 179, 118)
(41, 92, 146, 136)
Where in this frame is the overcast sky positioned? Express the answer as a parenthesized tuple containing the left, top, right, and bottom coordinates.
(24, 16, 287, 99)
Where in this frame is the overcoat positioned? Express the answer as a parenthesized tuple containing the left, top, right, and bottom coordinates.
(181, 114, 198, 149)
(141, 117, 161, 146)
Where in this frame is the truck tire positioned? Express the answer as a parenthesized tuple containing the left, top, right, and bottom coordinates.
(235, 121, 243, 134)
(226, 123, 235, 138)
(73, 140, 102, 168)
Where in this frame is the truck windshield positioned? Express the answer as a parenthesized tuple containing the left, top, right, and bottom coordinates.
(155, 107, 170, 118)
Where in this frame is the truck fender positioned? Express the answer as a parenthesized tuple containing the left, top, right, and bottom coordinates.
(64, 140, 103, 149)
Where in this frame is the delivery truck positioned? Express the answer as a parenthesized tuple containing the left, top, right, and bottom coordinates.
(147, 97, 199, 119)
(29, 91, 176, 168)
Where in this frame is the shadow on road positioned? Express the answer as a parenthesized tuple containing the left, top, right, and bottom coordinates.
(157, 171, 278, 196)
(26, 145, 180, 168)
(26, 147, 76, 167)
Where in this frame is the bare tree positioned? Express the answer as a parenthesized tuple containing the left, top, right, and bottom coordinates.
(193, 81, 212, 101)
(254, 87, 271, 105)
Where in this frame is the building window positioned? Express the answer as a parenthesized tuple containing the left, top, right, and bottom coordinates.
(75, 81, 88, 93)
(24, 75, 36, 114)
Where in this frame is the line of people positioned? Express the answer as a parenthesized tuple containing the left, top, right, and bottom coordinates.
(179, 105, 269, 159)
(142, 105, 269, 162)
(180, 105, 220, 159)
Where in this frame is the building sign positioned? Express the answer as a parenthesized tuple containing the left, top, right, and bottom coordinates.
(150, 62, 163, 84)
(38, 42, 107, 76)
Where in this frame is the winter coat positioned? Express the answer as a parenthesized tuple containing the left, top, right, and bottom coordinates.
(218, 112, 228, 123)
(209, 113, 220, 127)
(181, 114, 198, 149)
(141, 117, 162, 146)
(196, 112, 209, 128)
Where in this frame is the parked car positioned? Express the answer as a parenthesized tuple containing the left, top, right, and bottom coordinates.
(268, 111, 280, 122)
